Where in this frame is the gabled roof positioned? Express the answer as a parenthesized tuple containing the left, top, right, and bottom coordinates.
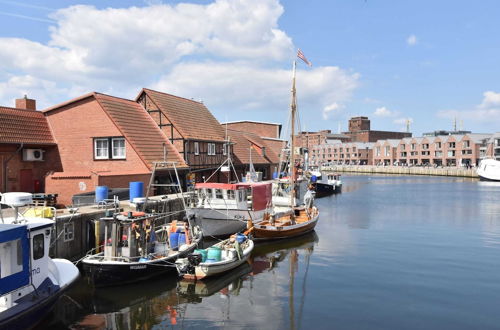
(0, 106, 55, 145)
(227, 129, 271, 165)
(45, 92, 187, 169)
(138, 88, 226, 142)
(466, 133, 491, 144)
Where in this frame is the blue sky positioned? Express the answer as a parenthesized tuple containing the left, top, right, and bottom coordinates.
(1, 0, 500, 136)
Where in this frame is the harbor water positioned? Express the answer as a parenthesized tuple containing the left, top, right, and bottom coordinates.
(39, 175, 500, 329)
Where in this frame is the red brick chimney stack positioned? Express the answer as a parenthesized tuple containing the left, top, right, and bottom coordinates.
(15, 95, 36, 110)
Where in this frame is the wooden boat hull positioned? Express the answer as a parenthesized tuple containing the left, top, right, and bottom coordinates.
(252, 211, 319, 241)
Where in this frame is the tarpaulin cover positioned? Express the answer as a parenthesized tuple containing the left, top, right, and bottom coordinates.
(251, 183, 272, 211)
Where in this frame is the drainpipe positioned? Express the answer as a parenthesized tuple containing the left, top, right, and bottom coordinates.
(2, 143, 23, 192)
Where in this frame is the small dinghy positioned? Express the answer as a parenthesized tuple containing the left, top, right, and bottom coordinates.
(176, 234, 254, 280)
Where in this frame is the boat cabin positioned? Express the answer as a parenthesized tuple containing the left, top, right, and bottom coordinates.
(193, 182, 272, 211)
(0, 219, 53, 310)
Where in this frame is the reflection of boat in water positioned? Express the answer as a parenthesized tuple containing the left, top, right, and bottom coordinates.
(250, 231, 318, 276)
(177, 262, 252, 301)
(53, 274, 184, 329)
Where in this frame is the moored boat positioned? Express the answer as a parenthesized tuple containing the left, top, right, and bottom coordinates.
(176, 234, 254, 280)
(477, 158, 500, 181)
(187, 181, 272, 237)
(81, 212, 202, 287)
(0, 192, 79, 329)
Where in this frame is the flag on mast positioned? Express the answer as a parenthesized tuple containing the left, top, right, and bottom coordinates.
(297, 49, 312, 67)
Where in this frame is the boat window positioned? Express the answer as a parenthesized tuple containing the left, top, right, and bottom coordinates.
(206, 188, 213, 198)
(33, 234, 44, 260)
(238, 190, 244, 202)
(0, 239, 23, 278)
(227, 190, 235, 200)
(215, 189, 223, 199)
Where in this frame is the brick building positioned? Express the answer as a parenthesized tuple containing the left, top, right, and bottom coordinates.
(344, 116, 412, 142)
(43, 92, 187, 205)
(311, 141, 374, 166)
(0, 97, 59, 193)
(137, 89, 229, 183)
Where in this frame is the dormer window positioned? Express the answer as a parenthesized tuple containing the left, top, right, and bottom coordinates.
(94, 137, 126, 160)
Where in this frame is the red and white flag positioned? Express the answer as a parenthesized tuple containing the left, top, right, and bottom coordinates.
(297, 49, 312, 67)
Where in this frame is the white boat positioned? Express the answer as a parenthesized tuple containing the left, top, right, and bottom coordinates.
(0, 192, 79, 329)
(175, 234, 254, 280)
(186, 181, 273, 237)
(477, 158, 500, 181)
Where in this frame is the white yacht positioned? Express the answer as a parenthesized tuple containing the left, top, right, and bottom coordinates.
(477, 158, 500, 181)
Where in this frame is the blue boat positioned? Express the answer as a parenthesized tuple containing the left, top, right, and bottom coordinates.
(0, 193, 79, 329)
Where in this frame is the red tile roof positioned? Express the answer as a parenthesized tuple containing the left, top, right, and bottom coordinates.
(228, 129, 276, 165)
(0, 106, 55, 145)
(45, 92, 187, 169)
(94, 93, 187, 169)
(138, 88, 226, 142)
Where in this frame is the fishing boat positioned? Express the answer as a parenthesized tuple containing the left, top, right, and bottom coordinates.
(248, 55, 320, 240)
(81, 212, 202, 287)
(310, 171, 342, 197)
(0, 192, 79, 329)
(477, 158, 500, 181)
(175, 233, 254, 280)
(187, 179, 273, 238)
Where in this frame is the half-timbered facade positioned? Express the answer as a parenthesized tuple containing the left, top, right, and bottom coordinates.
(136, 88, 229, 182)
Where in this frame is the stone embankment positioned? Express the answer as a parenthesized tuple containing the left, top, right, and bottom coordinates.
(322, 165, 479, 178)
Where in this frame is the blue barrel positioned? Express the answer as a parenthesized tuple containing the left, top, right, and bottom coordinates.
(129, 181, 144, 201)
(195, 249, 208, 262)
(311, 175, 317, 183)
(236, 233, 246, 243)
(207, 247, 222, 261)
(95, 186, 108, 202)
(178, 233, 186, 246)
(169, 232, 180, 250)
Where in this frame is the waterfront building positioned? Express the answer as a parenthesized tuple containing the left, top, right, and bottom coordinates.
(136, 88, 229, 183)
(311, 141, 374, 166)
(374, 133, 491, 167)
(43, 92, 188, 205)
(486, 133, 500, 160)
(0, 96, 58, 193)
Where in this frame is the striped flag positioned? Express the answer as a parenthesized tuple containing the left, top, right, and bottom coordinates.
(297, 49, 312, 67)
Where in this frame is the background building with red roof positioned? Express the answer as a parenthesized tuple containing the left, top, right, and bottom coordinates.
(0, 96, 60, 193)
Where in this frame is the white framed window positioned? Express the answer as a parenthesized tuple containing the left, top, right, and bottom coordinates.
(194, 142, 199, 155)
(223, 143, 227, 156)
(94, 138, 109, 159)
(208, 143, 215, 156)
(112, 137, 126, 159)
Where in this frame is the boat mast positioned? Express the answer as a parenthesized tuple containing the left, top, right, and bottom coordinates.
(289, 60, 297, 208)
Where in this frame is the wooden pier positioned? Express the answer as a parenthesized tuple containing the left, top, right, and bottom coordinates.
(322, 165, 479, 178)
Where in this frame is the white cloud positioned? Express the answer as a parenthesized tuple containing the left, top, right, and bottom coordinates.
(373, 106, 398, 117)
(0, 0, 359, 123)
(322, 102, 340, 120)
(437, 91, 500, 123)
(407, 34, 417, 46)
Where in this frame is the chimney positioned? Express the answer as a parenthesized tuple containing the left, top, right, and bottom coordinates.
(15, 95, 36, 110)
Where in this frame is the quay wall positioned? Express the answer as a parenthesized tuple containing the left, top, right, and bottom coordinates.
(50, 195, 186, 261)
(323, 165, 479, 178)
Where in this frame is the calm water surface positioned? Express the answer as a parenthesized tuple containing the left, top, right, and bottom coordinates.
(40, 175, 500, 329)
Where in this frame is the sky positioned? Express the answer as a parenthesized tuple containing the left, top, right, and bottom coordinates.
(1, 0, 500, 136)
